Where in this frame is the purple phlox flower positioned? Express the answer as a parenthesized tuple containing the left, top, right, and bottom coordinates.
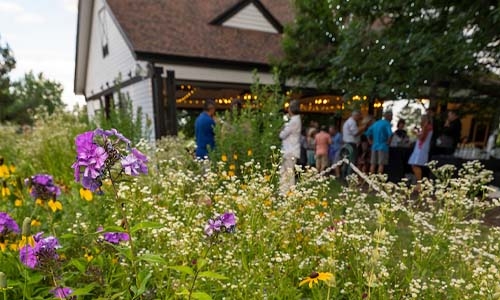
(72, 131, 108, 189)
(220, 212, 236, 229)
(50, 286, 74, 299)
(121, 148, 148, 176)
(26, 174, 61, 200)
(20, 232, 60, 269)
(34, 235, 61, 253)
(19, 245, 37, 269)
(94, 128, 131, 145)
(204, 212, 236, 236)
(0, 212, 20, 235)
(102, 232, 130, 244)
(81, 175, 102, 192)
(96, 226, 104, 233)
(204, 218, 222, 236)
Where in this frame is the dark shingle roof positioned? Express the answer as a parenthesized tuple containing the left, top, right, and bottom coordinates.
(106, 0, 294, 65)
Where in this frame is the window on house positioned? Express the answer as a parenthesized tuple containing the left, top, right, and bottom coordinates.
(98, 7, 109, 58)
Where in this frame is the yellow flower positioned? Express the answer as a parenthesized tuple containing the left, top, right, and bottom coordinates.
(48, 200, 62, 212)
(8, 164, 15, 173)
(228, 170, 235, 177)
(221, 154, 228, 162)
(229, 164, 236, 171)
(14, 199, 22, 207)
(1, 186, 10, 197)
(233, 153, 238, 160)
(19, 236, 35, 248)
(0, 241, 7, 252)
(35, 198, 43, 206)
(31, 220, 41, 227)
(0, 165, 9, 178)
(9, 243, 18, 251)
(247, 149, 253, 156)
(299, 272, 333, 288)
(84, 253, 94, 262)
(80, 188, 93, 201)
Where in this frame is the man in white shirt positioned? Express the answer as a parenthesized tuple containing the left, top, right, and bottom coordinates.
(279, 99, 301, 195)
(342, 110, 366, 163)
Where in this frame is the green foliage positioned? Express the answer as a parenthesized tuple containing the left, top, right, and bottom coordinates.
(3, 71, 64, 125)
(210, 70, 285, 170)
(0, 35, 16, 123)
(281, 0, 500, 100)
(0, 108, 91, 183)
(93, 91, 150, 144)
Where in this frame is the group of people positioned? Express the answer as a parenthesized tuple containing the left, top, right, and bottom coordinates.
(279, 103, 463, 194)
(195, 98, 462, 195)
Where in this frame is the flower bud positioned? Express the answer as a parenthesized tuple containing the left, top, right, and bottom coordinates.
(0, 272, 6, 289)
(22, 217, 31, 237)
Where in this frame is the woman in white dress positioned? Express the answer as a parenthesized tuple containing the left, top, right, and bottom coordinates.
(408, 115, 433, 192)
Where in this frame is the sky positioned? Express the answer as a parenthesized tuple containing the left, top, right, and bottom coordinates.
(0, 0, 85, 108)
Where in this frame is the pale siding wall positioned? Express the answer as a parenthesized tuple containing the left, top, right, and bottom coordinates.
(85, 0, 137, 97)
(86, 99, 102, 119)
(222, 3, 278, 33)
(156, 63, 275, 85)
(120, 79, 155, 140)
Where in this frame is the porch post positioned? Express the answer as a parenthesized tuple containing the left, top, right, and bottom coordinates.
(165, 70, 178, 136)
(152, 66, 167, 138)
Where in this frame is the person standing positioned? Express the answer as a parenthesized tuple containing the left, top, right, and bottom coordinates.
(279, 100, 301, 195)
(390, 119, 410, 147)
(195, 100, 216, 159)
(305, 127, 317, 167)
(314, 125, 331, 173)
(328, 125, 342, 177)
(436, 110, 462, 155)
(342, 110, 367, 164)
(408, 115, 433, 192)
(365, 111, 393, 174)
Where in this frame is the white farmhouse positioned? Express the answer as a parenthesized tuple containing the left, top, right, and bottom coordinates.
(74, 0, 293, 139)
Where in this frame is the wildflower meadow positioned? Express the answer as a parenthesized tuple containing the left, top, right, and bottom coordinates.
(1, 109, 500, 300)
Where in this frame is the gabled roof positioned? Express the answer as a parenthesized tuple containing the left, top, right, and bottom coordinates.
(106, 0, 293, 66)
(210, 0, 284, 33)
(75, 0, 294, 95)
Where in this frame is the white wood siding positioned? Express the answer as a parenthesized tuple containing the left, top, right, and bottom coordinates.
(222, 3, 278, 33)
(86, 99, 102, 119)
(157, 63, 275, 85)
(120, 79, 155, 140)
(85, 0, 137, 97)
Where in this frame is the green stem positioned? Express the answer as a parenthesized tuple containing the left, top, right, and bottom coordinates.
(108, 174, 139, 289)
(188, 237, 215, 300)
(326, 286, 331, 300)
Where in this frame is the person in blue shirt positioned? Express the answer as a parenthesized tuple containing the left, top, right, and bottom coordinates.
(328, 125, 342, 177)
(365, 110, 393, 174)
(195, 100, 216, 159)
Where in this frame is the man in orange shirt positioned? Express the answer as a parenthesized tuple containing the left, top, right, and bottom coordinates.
(314, 125, 331, 173)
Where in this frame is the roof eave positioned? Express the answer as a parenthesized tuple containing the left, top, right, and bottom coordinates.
(74, 0, 94, 95)
(135, 51, 274, 72)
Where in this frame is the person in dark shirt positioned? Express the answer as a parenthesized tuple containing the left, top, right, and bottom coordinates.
(436, 110, 461, 155)
(195, 100, 216, 159)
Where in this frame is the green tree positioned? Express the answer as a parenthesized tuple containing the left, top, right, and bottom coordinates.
(280, 0, 500, 101)
(5, 71, 64, 124)
(0, 35, 16, 121)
